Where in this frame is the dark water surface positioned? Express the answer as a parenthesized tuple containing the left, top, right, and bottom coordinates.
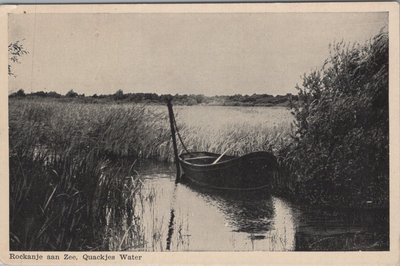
(131, 161, 388, 251)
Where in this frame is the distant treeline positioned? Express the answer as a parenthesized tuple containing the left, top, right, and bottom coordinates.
(9, 89, 298, 107)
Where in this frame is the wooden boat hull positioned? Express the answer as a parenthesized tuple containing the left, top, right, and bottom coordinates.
(179, 151, 279, 190)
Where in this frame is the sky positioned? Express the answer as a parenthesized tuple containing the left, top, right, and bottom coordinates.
(8, 12, 387, 96)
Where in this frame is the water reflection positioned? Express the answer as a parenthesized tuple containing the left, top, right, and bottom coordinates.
(130, 160, 388, 251)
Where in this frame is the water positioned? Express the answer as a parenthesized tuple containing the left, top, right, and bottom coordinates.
(173, 105, 294, 130)
(128, 161, 388, 251)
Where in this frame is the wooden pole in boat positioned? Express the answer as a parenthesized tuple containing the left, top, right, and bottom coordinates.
(167, 98, 181, 181)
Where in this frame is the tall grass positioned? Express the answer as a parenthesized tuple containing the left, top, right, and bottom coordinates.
(9, 100, 170, 250)
(9, 100, 172, 159)
(179, 121, 292, 157)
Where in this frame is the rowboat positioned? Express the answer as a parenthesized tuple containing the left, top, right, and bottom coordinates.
(166, 99, 279, 190)
(178, 151, 279, 190)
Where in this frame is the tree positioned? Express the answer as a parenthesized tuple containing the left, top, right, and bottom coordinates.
(114, 89, 125, 100)
(66, 90, 78, 98)
(47, 91, 61, 98)
(9, 89, 26, 98)
(8, 41, 28, 77)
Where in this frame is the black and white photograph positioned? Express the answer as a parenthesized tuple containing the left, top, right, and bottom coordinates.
(2, 3, 399, 261)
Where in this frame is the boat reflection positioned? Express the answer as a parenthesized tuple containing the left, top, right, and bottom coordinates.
(180, 178, 274, 233)
(179, 178, 297, 251)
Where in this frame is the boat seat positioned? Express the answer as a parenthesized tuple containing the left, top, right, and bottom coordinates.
(184, 156, 217, 161)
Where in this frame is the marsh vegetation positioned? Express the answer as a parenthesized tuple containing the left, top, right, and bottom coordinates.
(9, 100, 293, 250)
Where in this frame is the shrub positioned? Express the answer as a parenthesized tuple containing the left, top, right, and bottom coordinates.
(283, 31, 389, 208)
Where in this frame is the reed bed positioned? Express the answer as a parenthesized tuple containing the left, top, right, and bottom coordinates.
(178, 122, 292, 157)
(9, 99, 170, 250)
(9, 99, 293, 250)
